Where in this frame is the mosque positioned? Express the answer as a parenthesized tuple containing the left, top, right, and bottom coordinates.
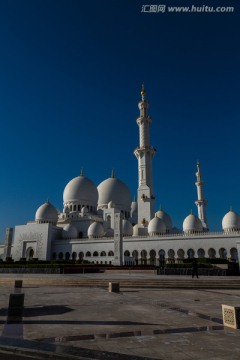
(1, 85, 240, 264)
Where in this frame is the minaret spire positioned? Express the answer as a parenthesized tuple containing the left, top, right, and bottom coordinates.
(141, 82, 146, 101)
(195, 161, 208, 231)
(134, 84, 156, 234)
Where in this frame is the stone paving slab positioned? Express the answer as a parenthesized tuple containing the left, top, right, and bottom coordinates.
(0, 275, 240, 359)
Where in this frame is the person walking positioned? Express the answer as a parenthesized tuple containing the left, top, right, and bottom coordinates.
(192, 258, 199, 278)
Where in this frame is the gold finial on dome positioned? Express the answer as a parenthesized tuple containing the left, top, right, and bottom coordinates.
(141, 82, 146, 100)
(111, 168, 115, 178)
(190, 209, 193, 215)
(230, 206, 233, 212)
(197, 160, 200, 169)
(80, 168, 84, 176)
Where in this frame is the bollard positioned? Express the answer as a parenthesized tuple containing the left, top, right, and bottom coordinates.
(15, 280, 23, 289)
(109, 282, 120, 293)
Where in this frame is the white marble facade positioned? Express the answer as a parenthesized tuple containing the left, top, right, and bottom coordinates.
(2, 85, 240, 264)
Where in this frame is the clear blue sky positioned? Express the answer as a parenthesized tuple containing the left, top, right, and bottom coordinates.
(0, 0, 239, 242)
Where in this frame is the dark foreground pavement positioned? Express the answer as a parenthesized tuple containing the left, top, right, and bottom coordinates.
(0, 273, 240, 359)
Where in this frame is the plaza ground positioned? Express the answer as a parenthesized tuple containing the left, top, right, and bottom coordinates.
(0, 273, 240, 359)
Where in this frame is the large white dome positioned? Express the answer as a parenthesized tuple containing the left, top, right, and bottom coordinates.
(148, 216, 166, 236)
(63, 174, 98, 207)
(35, 200, 58, 225)
(97, 173, 132, 213)
(155, 208, 172, 231)
(222, 210, 240, 232)
(183, 213, 203, 234)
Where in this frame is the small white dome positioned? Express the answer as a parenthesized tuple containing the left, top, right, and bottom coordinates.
(122, 219, 133, 236)
(81, 206, 88, 214)
(98, 174, 132, 213)
(63, 175, 98, 206)
(88, 222, 105, 238)
(148, 216, 166, 236)
(35, 201, 58, 224)
(155, 209, 172, 231)
(183, 213, 203, 234)
(133, 224, 139, 236)
(130, 199, 138, 225)
(222, 210, 240, 231)
(62, 224, 78, 239)
(108, 201, 115, 209)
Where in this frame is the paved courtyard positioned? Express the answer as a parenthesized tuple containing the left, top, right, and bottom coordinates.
(0, 273, 240, 359)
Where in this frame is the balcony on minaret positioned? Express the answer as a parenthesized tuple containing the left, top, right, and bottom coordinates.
(134, 146, 157, 158)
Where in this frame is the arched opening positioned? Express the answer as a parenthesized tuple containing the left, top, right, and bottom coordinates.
(65, 252, 70, 260)
(219, 248, 227, 259)
(187, 248, 195, 259)
(159, 249, 166, 268)
(140, 250, 147, 265)
(72, 252, 77, 260)
(79, 252, 84, 261)
(230, 247, 238, 261)
(208, 248, 216, 258)
(58, 252, 63, 260)
(149, 250, 156, 265)
(93, 251, 99, 257)
(168, 249, 175, 263)
(100, 251, 106, 257)
(124, 250, 130, 257)
(197, 248, 205, 258)
(107, 215, 111, 229)
(26, 247, 34, 260)
(86, 251, 91, 257)
(132, 250, 139, 265)
(108, 251, 114, 256)
(177, 249, 185, 260)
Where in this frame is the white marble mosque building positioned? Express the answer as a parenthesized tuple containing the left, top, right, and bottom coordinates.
(1, 85, 240, 264)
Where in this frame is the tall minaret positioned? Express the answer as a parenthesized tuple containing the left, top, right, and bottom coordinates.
(195, 162, 208, 231)
(134, 84, 156, 233)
